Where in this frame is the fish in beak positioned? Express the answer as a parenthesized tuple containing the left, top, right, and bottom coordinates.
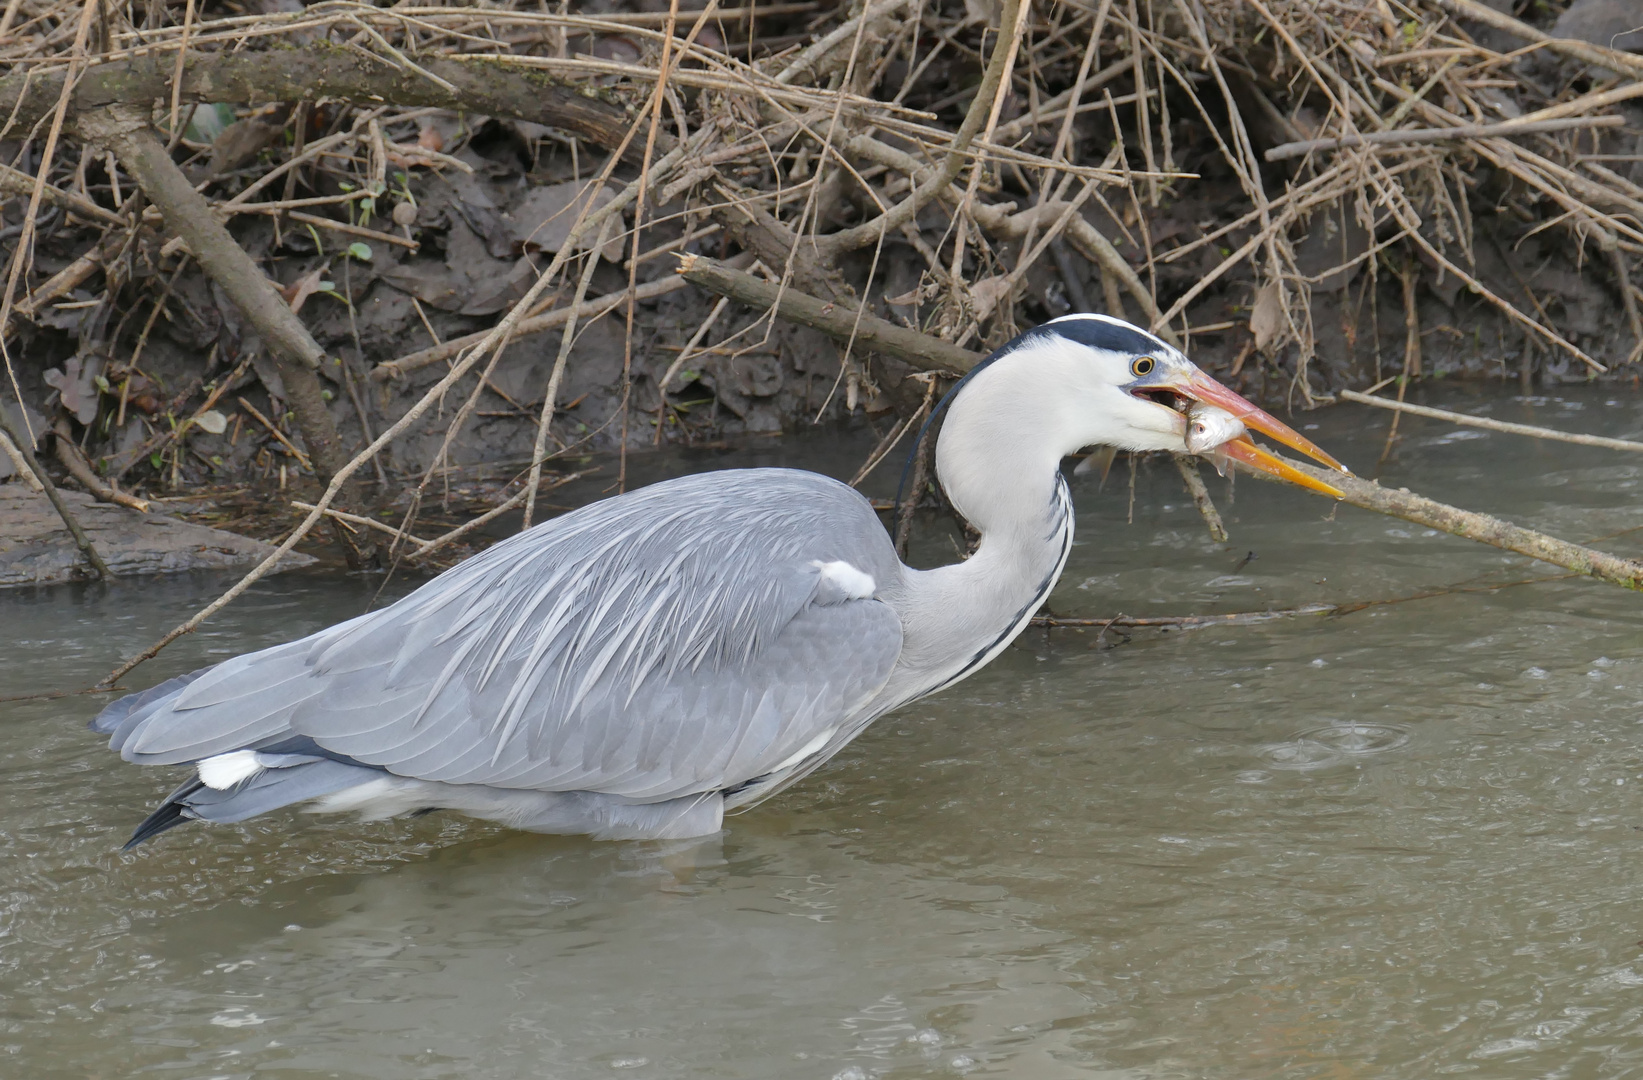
(1141, 366, 1348, 498)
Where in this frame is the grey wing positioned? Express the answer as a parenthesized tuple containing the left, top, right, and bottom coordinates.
(101, 469, 905, 802)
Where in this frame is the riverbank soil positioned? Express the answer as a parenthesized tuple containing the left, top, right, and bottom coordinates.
(5, 0, 1643, 567)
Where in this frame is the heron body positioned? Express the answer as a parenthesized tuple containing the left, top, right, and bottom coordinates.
(93, 315, 1344, 847)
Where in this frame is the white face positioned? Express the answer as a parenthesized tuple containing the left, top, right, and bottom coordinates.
(940, 322, 1207, 462)
(935, 314, 1349, 520)
(1017, 329, 1205, 455)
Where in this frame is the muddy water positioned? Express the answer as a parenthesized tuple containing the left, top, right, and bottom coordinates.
(7, 388, 1643, 1078)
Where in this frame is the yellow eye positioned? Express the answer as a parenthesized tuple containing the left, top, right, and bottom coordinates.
(1131, 356, 1156, 377)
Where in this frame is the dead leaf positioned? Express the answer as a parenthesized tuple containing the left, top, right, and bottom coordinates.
(42, 354, 103, 424)
(969, 275, 1015, 320)
(507, 181, 624, 261)
(461, 257, 536, 317)
(452, 196, 517, 260)
(193, 409, 229, 435)
(209, 116, 284, 178)
(380, 264, 470, 312)
(1250, 281, 1286, 354)
(280, 267, 328, 314)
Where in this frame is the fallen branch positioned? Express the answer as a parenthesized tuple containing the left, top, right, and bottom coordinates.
(1250, 456, 1643, 591)
(1339, 389, 1643, 453)
(1032, 604, 1338, 629)
(0, 162, 126, 227)
(0, 46, 645, 160)
(1265, 114, 1625, 162)
(676, 253, 983, 373)
(1030, 571, 1578, 630)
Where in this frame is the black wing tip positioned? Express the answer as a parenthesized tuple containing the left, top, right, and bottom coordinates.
(122, 782, 204, 850)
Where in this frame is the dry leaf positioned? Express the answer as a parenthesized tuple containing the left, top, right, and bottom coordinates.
(508, 181, 624, 261)
(1249, 281, 1285, 354)
(42, 355, 103, 425)
(193, 410, 229, 435)
(281, 267, 327, 314)
(969, 275, 1014, 320)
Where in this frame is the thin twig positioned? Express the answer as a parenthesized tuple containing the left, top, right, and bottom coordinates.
(1265, 115, 1625, 161)
(1340, 390, 1643, 453)
(1172, 453, 1227, 542)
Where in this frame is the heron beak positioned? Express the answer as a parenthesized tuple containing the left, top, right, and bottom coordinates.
(1214, 436, 1347, 498)
(1165, 368, 1349, 496)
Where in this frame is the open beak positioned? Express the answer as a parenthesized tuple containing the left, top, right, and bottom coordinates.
(1215, 436, 1346, 498)
(1161, 368, 1349, 498)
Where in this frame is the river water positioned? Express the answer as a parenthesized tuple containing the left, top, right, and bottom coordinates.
(6, 387, 1643, 1078)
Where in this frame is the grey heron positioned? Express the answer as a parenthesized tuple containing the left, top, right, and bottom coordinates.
(92, 314, 1345, 848)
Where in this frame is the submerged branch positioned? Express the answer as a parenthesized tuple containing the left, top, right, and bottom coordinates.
(0, 46, 645, 159)
(1249, 457, 1643, 591)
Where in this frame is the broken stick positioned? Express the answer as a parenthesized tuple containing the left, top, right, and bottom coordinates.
(52, 419, 148, 512)
(1172, 453, 1228, 542)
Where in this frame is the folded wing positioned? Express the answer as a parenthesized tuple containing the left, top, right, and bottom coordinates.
(98, 469, 905, 803)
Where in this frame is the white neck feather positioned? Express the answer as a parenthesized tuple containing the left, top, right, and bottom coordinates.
(877, 346, 1090, 704)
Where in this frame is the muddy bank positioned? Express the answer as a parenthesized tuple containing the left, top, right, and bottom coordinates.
(5, 0, 1643, 559)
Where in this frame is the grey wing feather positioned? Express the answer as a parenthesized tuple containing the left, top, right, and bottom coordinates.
(102, 469, 904, 802)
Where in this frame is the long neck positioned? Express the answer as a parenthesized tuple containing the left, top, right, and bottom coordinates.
(877, 359, 1079, 703)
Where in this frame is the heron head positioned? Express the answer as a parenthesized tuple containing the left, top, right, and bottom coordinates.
(1007, 314, 1348, 495)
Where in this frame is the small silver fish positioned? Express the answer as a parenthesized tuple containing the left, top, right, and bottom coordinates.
(1184, 402, 1246, 455)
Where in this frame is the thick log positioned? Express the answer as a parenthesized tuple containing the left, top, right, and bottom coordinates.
(0, 45, 646, 158)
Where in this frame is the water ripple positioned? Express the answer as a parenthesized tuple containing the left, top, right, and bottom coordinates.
(1254, 722, 1412, 771)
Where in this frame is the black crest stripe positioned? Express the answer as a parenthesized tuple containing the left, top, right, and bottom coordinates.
(894, 316, 1160, 515)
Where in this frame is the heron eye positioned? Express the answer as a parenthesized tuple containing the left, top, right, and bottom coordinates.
(1131, 356, 1156, 377)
